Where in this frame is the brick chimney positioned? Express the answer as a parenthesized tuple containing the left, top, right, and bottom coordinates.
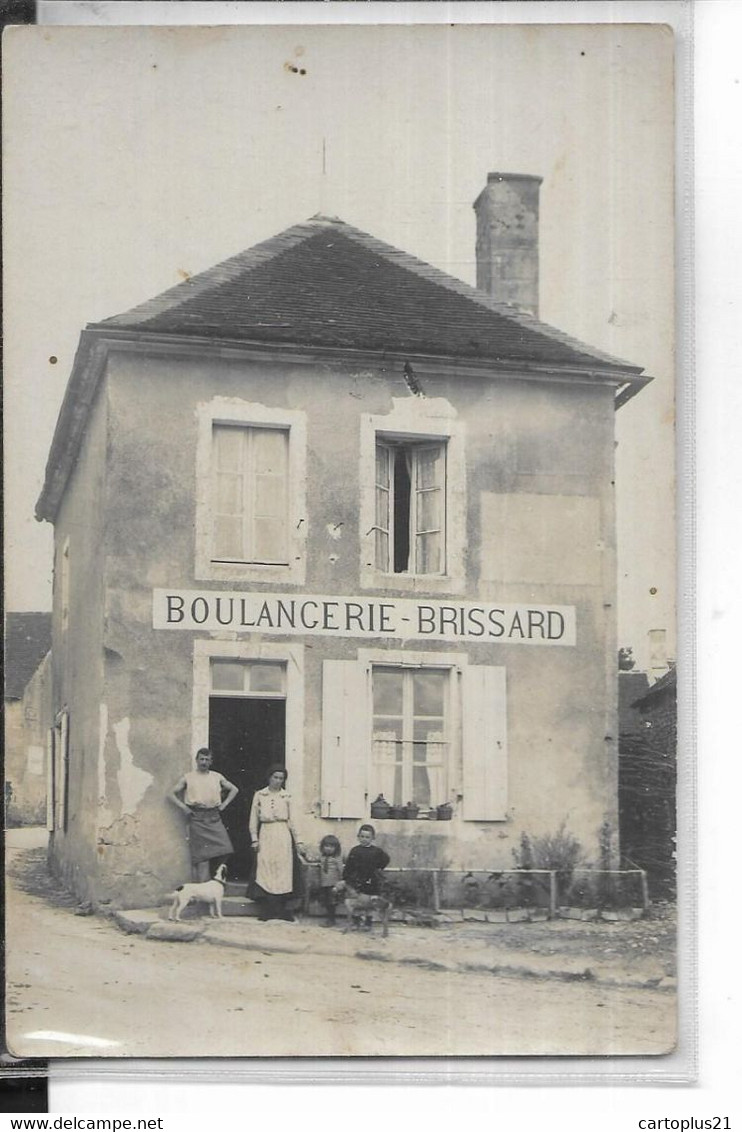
(473, 172, 543, 316)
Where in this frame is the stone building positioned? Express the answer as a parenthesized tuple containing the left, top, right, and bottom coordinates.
(36, 174, 650, 908)
(619, 666, 677, 898)
(4, 612, 52, 826)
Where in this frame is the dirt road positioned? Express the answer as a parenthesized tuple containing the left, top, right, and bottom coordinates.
(5, 834, 675, 1059)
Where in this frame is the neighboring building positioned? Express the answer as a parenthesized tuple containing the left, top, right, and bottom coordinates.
(618, 666, 677, 898)
(4, 612, 53, 825)
(618, 668, 650, 736)
(36, 174, 650, 908)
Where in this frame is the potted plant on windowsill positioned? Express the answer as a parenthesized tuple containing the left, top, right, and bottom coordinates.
(370, 794, 392, 820)
(404, 802, 420, 820)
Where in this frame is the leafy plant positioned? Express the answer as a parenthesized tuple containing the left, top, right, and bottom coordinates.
(381, 870, 436, 909)
(512, 822, 583, 890)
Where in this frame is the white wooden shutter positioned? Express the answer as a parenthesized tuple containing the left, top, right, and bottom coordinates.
(320, 660, 369, 818)
(46, 727, 55, 832)
(462, 665, 507, 820)
(54, 712, 69, 832)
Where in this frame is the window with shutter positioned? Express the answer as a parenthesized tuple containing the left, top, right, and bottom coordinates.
(53, 711, 70, 832)
(371, 666, 448, 808)
(212, 425, 289, 564)
(462, 665, 508, 821)
(373, 439, 446, 574)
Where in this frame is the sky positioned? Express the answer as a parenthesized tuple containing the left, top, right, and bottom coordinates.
(3, 19, 675, 669)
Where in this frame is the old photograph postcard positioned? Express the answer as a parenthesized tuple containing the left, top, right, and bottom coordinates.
(4, 21, 677, 1060)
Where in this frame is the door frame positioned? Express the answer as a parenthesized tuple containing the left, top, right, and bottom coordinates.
(192, 638, 305, 802)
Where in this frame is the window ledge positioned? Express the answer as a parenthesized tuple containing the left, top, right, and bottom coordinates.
(196, 562, 303, 585)
(360, 570, 466, 595)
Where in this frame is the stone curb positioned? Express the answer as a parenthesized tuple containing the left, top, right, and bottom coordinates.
(110, 908, 671, 991)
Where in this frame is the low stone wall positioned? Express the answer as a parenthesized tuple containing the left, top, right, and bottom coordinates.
(302, 864, 649, 918)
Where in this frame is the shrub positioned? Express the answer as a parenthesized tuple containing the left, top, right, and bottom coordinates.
(512, 822, 583, 889)
(381, 870, 436, 909)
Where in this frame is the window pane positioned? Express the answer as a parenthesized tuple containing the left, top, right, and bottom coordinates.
(214, 426, 243, 471)
(211, 662, 247, 691)
(248, 664, 285, 694)
(413, 671, 445, 716)
(416, 531, 441, 574)
(412, 764, 432, 807)
(375, 484, 389, 530)
(215, 472, 242, 515)
(214, 516, 244, 559)
(416, 446, 444, 489)
(417, 487, 442, 532)
(372, 728, 403, 758)
(375, 445, 391, 488)
(375, 528, 389, 571)
(413, 719, 445, 743)
(254, 474, 286, 518)
(253, 429, 288, 475)
(373, 670, 403, 715)
(253, 517, 288, 562)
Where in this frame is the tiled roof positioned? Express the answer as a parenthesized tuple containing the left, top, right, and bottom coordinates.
(4, 612, 52, 700)
(633, 667, 677, 709)
(94, 216, 642, 375)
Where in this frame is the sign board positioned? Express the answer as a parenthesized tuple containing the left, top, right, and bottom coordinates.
(153, 589, 576, 646)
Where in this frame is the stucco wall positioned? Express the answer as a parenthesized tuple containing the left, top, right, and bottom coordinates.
(48, 380, 108, 901)
(4, 652, 53, 825)
(51, 344, 619, 907)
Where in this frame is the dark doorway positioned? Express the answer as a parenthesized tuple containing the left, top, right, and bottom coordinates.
(209, 697, 286, 880)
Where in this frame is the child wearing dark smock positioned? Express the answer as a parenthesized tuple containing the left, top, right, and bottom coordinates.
(342, 824, 390, 927)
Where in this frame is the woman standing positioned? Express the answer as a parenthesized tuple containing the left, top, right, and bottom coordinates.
(248, 765, 301, 921)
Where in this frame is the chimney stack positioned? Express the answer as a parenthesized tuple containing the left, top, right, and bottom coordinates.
(473, 172, 543, 317)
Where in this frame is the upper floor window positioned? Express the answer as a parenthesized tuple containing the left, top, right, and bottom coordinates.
(196, 398, 307, 585)
(360, 401, 465, 594)
(375, 440, 446, 575)
(212, 424, 289, 565)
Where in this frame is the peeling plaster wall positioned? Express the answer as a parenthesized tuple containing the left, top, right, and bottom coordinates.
(49, 379, 109, 902)
(54, 346, 619, 906)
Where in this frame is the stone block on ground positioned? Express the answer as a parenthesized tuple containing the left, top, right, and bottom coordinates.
(507, 908, 530, 923)
(113, 908, 163, 935)
(487, 910, 509, 923)
(580, 909, 599, 921)
(560, 907, 584, 920)
(462, 909, 487, 922)
(146, 921, 206, 942)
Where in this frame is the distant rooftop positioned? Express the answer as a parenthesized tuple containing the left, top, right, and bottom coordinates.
(4, 612, 52, 700)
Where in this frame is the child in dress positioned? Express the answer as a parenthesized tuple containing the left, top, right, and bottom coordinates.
(317, 834, 343, 926)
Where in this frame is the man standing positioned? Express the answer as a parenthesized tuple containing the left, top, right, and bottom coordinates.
(169, 748, 238, 881)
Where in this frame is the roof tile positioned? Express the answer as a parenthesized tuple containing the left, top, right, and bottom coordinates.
(95, 217, 641, 374)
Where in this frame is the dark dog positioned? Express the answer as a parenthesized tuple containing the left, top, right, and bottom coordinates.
(333, 880, 391, 938)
